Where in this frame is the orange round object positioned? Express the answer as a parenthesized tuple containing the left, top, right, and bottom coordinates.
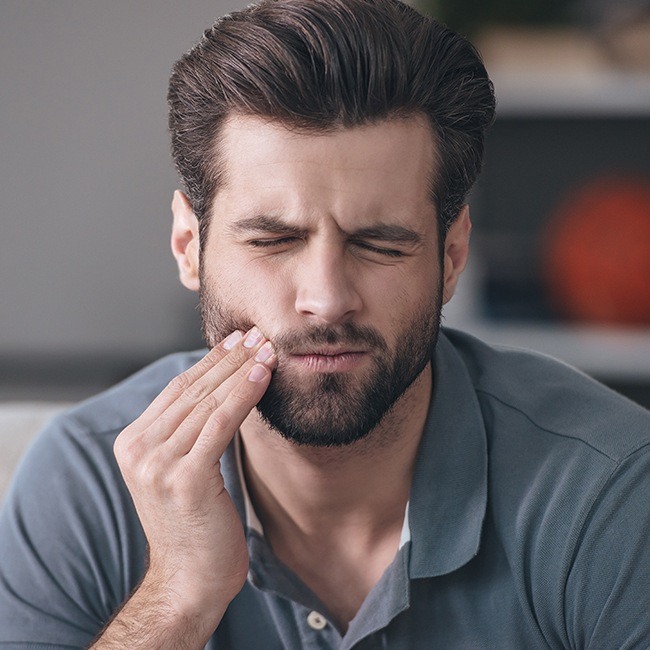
(542, 176, 650, 325)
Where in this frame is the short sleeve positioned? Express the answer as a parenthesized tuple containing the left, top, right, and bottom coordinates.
(565, 443, 650, 649)
(0, 415, 146, 647)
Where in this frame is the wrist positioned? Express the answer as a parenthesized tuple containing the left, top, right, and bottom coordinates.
(141, 561, 243, 626)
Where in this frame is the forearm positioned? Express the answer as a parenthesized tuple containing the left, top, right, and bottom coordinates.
(89, 572, 230, 649)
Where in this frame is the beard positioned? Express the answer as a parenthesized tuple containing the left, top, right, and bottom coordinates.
(199, 280, 442, 448)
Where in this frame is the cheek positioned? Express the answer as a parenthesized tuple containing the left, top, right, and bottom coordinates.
(361, 265, 439, 337)
(212, 258, 296, 328)
(372, 263, 439, 307)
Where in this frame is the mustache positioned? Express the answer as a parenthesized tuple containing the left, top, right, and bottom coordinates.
(198, 289, 386, 354)
(271, 323, 387, 355)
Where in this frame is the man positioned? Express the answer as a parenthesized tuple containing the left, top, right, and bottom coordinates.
(0, 0, 648, 648)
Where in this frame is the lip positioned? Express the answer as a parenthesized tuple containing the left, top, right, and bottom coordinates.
(293, 346, 366, 356)
(288, 350, 368, 372)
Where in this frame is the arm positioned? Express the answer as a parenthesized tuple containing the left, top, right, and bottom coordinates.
(565, 443, 650, 649)
(89, 328, 276, 648)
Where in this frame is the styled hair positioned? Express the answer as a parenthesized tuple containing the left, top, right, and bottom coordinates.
(168, 0, 495, 243)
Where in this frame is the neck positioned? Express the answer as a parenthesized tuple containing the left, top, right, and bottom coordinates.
(239, 363, 433, 543)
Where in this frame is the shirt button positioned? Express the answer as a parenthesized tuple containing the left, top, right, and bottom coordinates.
(307, 610, 328, 630)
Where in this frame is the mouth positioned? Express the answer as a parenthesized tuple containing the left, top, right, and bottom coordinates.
(288, 349, 368, 373)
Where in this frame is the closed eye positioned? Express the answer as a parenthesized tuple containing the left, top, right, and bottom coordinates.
(248, 237, 406, 257)
(352, 241, 406, 257)
(248, 237, 298, 248)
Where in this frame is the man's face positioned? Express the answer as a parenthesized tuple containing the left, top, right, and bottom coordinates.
(189, 115, 457, 447)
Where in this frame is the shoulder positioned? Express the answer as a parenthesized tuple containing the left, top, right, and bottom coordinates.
(442, 327, 650, 463)
(441, 329, 650, 645)
(59, 349, 207, 438)
(4, 348, 206, 517)
(2, 349, 207, 562)
(14, 349, 207, 474)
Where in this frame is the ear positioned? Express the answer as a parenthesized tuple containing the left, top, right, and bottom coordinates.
(171, 190, 200, 292)
(442, 205, 471, 305)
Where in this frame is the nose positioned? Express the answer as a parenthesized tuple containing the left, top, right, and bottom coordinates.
(294, 243, 363, 325)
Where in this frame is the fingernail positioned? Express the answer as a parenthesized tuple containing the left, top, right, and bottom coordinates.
(243, 327, 263, 348)
(223, 330, 243, 350)
(248, 364, 268, 382)
(254, 341, 274, 362)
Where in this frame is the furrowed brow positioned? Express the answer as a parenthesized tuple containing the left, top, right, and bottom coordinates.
(227, 215, 304, 236)
(351, 224, 424, 246)
(227, 215, 424, 245)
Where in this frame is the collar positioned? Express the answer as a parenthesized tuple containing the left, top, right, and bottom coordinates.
(233, 432, 263, 536)
(407, 330, 488, 578)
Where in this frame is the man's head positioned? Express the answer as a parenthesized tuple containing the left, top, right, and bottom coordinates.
(168, 0, 495, 447)
(168, 0, 495, 243)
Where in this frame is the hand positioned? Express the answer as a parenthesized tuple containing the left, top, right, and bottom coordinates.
(113, 327, 276, 624)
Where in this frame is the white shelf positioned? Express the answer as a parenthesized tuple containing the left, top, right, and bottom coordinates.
(447, 320, 650, 380)
(444, 258, 650, 380)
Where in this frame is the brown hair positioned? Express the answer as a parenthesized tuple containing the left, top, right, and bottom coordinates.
(168, 0, 495, 243)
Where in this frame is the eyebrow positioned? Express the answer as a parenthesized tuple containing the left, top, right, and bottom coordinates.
(227, 215, 304, 237)
(351, 224, 424, 246)
(228, 215, 424, 245)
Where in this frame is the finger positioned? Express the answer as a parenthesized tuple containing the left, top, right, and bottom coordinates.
(163, 350, 277, 457)
(171, 329, 268, 413)
(146, 330, 271, 445)
(212, 341, 277, 404)
(187, 363, 273, 464)
(133, 331, 244, 430)
(130, 327, 264, 444)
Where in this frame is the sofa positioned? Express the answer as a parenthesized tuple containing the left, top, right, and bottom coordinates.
(0, 402, 69, 501)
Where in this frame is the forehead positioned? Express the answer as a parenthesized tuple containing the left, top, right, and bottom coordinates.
(211, 114, 438, 228)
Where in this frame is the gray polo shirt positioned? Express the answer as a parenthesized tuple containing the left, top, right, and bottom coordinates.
(1, 329, 649, 649)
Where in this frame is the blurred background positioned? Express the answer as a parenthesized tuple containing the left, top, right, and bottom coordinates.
(1, 0, 649, 410)
(415, 0, 650, 408)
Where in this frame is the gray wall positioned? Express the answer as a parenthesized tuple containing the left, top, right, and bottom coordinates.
(1, 1, 247, 378)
